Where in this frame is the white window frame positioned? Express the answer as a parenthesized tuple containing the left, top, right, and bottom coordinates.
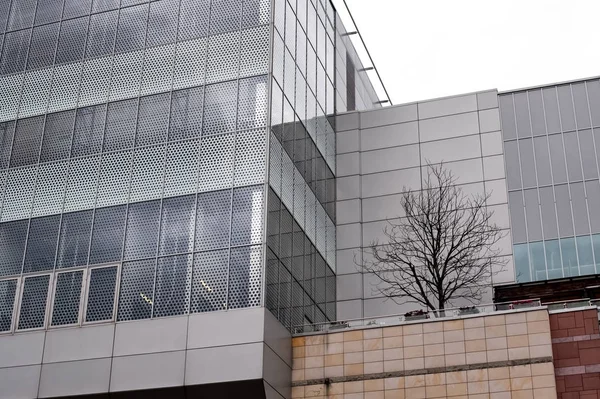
(81, 263, 122, 326)
(48, 267, 88, 329)
(0, 276, 22, 335)
(15, 272, 54, 332)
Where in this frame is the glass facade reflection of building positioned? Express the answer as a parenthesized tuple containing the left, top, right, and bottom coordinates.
(0, 0, 382, 334)
(500, 79, 600, 283)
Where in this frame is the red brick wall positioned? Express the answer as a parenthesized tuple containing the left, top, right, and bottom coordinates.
(551, 309, 600, 399)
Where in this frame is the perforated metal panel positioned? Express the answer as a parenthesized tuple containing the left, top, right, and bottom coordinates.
(210, 0, 242, 36)
(234, 129, 266, 186)
(238, 76, 268, 130)
(137, 93, 170, 147)
(153, 254, 192, 318)
(278, 262, 292, 328)
(124, 200, 161, 261)
(115, 4, 149, 54)
(63, 156, 101, 213)
(0, 220, 28, 277)
(1, 166, 38, 222)
(147, 0, 179, 47)
(110, 50, 144, 102)
(0, 29, 30, 75)
(10, 116, 44, 168)
(96, 151, 133, 208)
(206, 31, 240, 83)
(89, 206, 126, 265)
(35, 0, 64, 25)
(191, 249, 228, 313)
(18, 275, 51, 330)
(86, 10, 118, 59)
(72, 105, 106, 158)
(56, 211, 93, 269)
(169, 87, 204, 141)
(41, 111, 75, 163)
(48, 63, 82, 113)
(163, 140, 200, 198)
(31, 162, 69, 218)
(203, 81, 237, 135)
(178, 0, 210, 41)
(265, 251, 279, 314)
(55, 16, 88, 65)
(228, 245, 262, 309)
(242, 0, 271, 28)
(104, 98, 138, 152)
(117, 259, 155, 322)
(141, 44, 175, 96)
(63, 0, 92, 19)
(51, 270, 84, 326)
(159, 195, 196, 256)
(198, 133, 235, 191)
(27, 23, 59, 70)
(231, 185, 263, 246)
(79, 57, 112, 108)
(23, 215, 60, 274)
(0, 279, 17, 332)
(129, 145, 166, 203)
(0, 75, 23, 122)
(85, 265, 118, 322)
(281, 151, 295, 212)
(239, 25, 270, 77)
(195, 189, 231, 251)
(173, 38, 207, 90)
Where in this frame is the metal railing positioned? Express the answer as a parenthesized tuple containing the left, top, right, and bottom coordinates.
(545, 298, 594, 311)
(293, 299, 542, 335)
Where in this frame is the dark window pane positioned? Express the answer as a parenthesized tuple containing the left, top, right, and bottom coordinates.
(72, 105, 106, 158)
(169, 87, 203, 141)
(0, 1, 12, 32)
(56, 17, 88, 65)
(27, 23, 59, 70)
(231, 185, 263, 246)
(527, 89, 546, 136)
(136, 93, 170, 146)
(104, 98, 138, 152)
(594, 235, 600, 274)
(56, 210, 93, 269)
(51, 270, 84, 326)
(85, 266, 118, 322)
(542, 87, 561, 134)
(147, 0, 178, 47)
(578, 129, 598, 180)
(572, 83, 591, 129)
(228, 245, 262, 309)
(0, 220, 28, 276)
(509, 191, 527, 244)
(124, 200, 161, 260)
(529, 241, 546, 281)
(524, 189, 541, 242)
(561, 237, 578, 277)
(191, 250, 228, 313)
(548, 134, 567, 184)
(210, 0, 242, 36)
(115, 4, 148, 53)
(41, 110, 75, 163)
(153, 254, 191, 317)
(588, 80, 600, 127)
(563, 131, 583, 182)
(557, 85, 576, 132)
(86, 10, 118, 58)
(571, 182, 589, 236)
(178, 0, 210, 41)
(0, 121, 15, 169)
(195, 189, 231, 251)
(577, 235, 595, 276)
(555, 184, 574, 237)
(10, 116, 44, 167)
(540, 186, 558, 240)
(18, 275, 50, 330)
(7, 0, 36, 31)
(117, 259, 155, 321)
(35, 0, 64, 25)
(519, 139, 536, 188)
(203, 81, 237, 135)
(89, 205, 126, 264)
(278, 262, 291, 327)
(159, 195, 195, 256)
(545, 240, 563, 280)
(63, 0, 92, 19)
(0, 29, 31, 75)
(0, 279, 17, 332)
(24, 215, 61, 273)
(92, 0, 120, 13)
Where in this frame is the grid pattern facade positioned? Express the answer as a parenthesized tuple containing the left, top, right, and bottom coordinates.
(0, 0, 270, 334)
(500, 78, 600, 283)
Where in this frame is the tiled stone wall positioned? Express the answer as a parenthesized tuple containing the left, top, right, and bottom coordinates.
(550, 308, 600, 399)
(292, 308, 556, 398)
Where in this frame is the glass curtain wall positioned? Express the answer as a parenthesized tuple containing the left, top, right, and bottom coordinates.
(500, 79, 600, 282)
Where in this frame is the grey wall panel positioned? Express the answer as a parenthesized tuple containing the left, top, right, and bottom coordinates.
(336, 199, 361, 225)
(360, 121, 419, 151)
(361, 168, 421, 198)
(440, 158, 484, 184)
(336, 129, 359, 154)
(336, 273, 362, 301)
(479, 109, 501, 133)
(361, 144, 420, 174)
(417, 94, 477, 120)
(481, 131, 503, 157)
(263, 309, 292, 368)
(336, 249, 361, 276)
(362, 194, 404, 223)
(335, 112, 359, 132)
(113, 316, 188, 356)
(336, 299, 363, 320)
(262, 344, 291, 399)
(336, 152, 359, 177)
(419, 112, 479, 142)
(485, 179, 508, 206)
(483, 155, 506, 181)
(0, 365, 40, 399)
(336, 175, 360, 201)
(265, 380, 287, 399)
(421, 135, 480, 164)
(360, 104, 417, 129)
(477, 91, 499, 110)
(0, 331, 45, 368)
(110, 350, 186, 392)
(336, 223, 361, 250)
(43, 324, 115, 363)
(39, 358, 111, 398)
(187, 307, 265, 349)
(185, 343, 263, 385)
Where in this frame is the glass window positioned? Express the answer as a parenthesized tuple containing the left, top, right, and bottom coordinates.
(117, 259, 155, 322)
(104, 98, 138, 152)
(195, 189, 232, 251)
(524, 189, 542, 242)
(563, 131, 583, 182)
(560, 237, 579, 277)
(499, 95, 517, 140)
(136, 93, 170, 146)
(529, 241, 546, 281)
(159, 195, 196, 256)
(228, 245, 262, 309)
(56, 17, 88, 65)
(578, 129, 598, 179)
(35, 0, 64, 25)
(124, 200, 161, 261)
(542, 87, 561, 134)
(557, 85, 576, 132)
(555, 184, 574, 238)
(203, 80, 237, 135)
(169, 86, 204, 141)
(191, 250, 228, 313)
(27, 23, 59, 70)
(0, 279, 18, 332)
(0, 220, 28, 277)
(51, 270, 84, 326)
(527, 89, 546, 136)
(504, 141, 521, 190)
(285, 1, 296, 55)
(577, 235, 595, 276)
(147, 0, 178, 47)
(10, 116, 44, 168)
(85, 265, 118, 322)
(18, 275, 51, 330)
(545, 240, 563, 280)
(519, 139, 536, 187)
(178, 0, 210, 41)
(56, 211, 93, 269)
(153, 254, 192, 317)
(548, 134, 567, 184)
(72, 105, 107, 158)
(41, 110, 75, 163)
(23, 216, 61, 274)
(593, 234, 600, 274)
(539, 187, 558, 240)
(86, 10, 118, 59)
(0, 29, 31, 75)
(115, 4, 149, 53)
(89, 205, 127, 265)
(586, 181, 600, 234)
(572, 83, 592, 129)
(533, 136, 552, 186)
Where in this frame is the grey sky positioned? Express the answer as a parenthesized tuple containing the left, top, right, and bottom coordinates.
(340, 0, 600, 105)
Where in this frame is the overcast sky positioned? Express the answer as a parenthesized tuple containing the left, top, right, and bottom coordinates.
(340, 0, 600, 105)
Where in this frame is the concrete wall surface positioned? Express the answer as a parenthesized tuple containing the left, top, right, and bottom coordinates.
(335, 90, 515, 319)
